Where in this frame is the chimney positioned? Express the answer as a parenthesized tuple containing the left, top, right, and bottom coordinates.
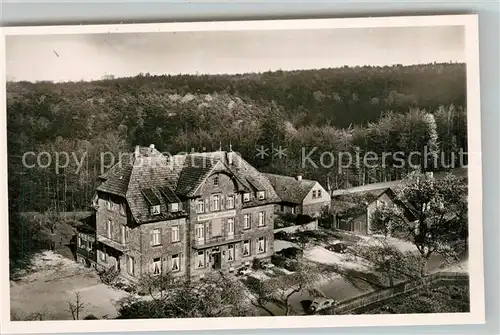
(296, 175, 302, 182)
(134, 145, 140, 158)
(227, 143, 233, 165)
(149, 144, 155, 149)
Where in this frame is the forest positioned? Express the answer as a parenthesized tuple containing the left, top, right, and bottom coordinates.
(7, 62, 467, 213)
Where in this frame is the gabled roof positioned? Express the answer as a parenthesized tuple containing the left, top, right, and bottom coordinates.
(263, 173, 317, 204)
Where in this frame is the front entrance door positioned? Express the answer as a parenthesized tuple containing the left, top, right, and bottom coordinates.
(212, 252, 221, 270)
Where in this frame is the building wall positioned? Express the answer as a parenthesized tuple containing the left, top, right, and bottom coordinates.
(302, 182, 331, 217)
(188, 171, 275, 279)
(366, 192, 394, 234)
(95, 192, 131, 272)
(136, 218, 188, 279)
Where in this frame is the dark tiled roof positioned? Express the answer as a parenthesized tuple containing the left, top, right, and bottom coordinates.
(97, 148, 280, 224)
(96, 162, 133, 197)
(263, 173, 317, 204)
(159, 186, 181, 203)
(141, 188, 161, 206)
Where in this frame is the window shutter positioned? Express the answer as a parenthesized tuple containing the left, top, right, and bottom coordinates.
(179, 226, 184, 243)
(149, 230, 153, 246)
(165, 227, 170, 244)
(220, 196, 225, 210)
(179, 202, 183, 211)
(207, 222, 212, 239)
(205, 198, 210, 212)
(222, 219, 227, 236)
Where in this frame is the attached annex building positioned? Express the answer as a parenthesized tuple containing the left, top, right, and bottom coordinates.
(83, 145, 279, 281)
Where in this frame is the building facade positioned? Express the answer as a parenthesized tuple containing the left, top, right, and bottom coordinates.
(87, 145, 279, 281)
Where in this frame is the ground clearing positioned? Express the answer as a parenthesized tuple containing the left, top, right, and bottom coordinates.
(10, 251, 127, 320)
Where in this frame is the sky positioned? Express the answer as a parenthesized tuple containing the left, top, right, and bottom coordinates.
(6, 25, 465, 82)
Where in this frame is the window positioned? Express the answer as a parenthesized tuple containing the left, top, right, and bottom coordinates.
(152, 228, 161, 246)
(197, 200, 205, 213)
(107, 220, 112, 239)
(197, 251, 205, 268)
(226, 195, 235, 209)
(151, 205, 161, 215)
(243, 240, 251, 256)
(106, 199, 112, 211)
(257, 237, 266, 253)
(171, 226, 180, 242)
(258, 212, 266, 227)
(213, 175, 219, 186)
(170, 202, 179, 212)
(195, 224, 204, 240)
(243, 193, 250, 202)
(227, 218, 235, 236)
(127, 256, 135, 276)
(121, 225, 126, 244)
(312, 190, 317, 199)
(77, 236, 82, 248)
(243, 214, 251, 229)
(280, 205, 285, 212)
(317, 189, 322, 198)
(171, 254, 180, 272)
(88, 241, 94, 251)
(152, 258, 162, 275)
(257, 191, 266, 200)
(227, 244, 235, 261)
(119, 203, 126, 216)
(377, 200, 387, 209)
(211, 194, 220, 211)
(100, 246, 107, 262)
(291, 207, 296, 215)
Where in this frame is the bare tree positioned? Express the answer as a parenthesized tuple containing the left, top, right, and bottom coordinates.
(67, 292, 85, 320)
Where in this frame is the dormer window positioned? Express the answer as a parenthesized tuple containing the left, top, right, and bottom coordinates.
(318, 189, 322, 198)
(312, 190, 317, 199)
(170, 202, 179, 212)
(257, 191, 266, 200)
(243, 193, 251, 202)
(151, 205, 161, 216)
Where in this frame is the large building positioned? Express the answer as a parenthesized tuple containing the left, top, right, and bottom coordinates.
(84, 145, 279, 281)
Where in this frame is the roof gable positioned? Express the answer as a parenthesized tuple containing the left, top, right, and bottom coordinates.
(264, 173, 316, 204)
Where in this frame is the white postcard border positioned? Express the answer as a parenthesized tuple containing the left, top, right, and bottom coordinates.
(0, 14, 484, 334)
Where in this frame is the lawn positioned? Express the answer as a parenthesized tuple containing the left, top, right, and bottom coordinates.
(10, 251, 128, 321)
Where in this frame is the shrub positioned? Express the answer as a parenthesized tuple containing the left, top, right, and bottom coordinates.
(296, 214, 314, 225)
(277, 247, 303, 259)
(271, 254, 287, 268)
(83, 314, 98, 320)
(252, 258, 262, 270)
(98, 267, 120, 286)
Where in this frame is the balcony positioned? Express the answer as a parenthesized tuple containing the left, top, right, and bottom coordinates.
(97, 234, 129, 252)
(192, 234, 243, 249)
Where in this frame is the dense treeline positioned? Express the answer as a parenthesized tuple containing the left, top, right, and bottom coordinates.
(7, 63, 467, 212)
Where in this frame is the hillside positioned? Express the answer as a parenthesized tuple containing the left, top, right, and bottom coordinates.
(7, 63, 467, 212)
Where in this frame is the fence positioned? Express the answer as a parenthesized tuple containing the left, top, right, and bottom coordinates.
(331, 271, 469, 315)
